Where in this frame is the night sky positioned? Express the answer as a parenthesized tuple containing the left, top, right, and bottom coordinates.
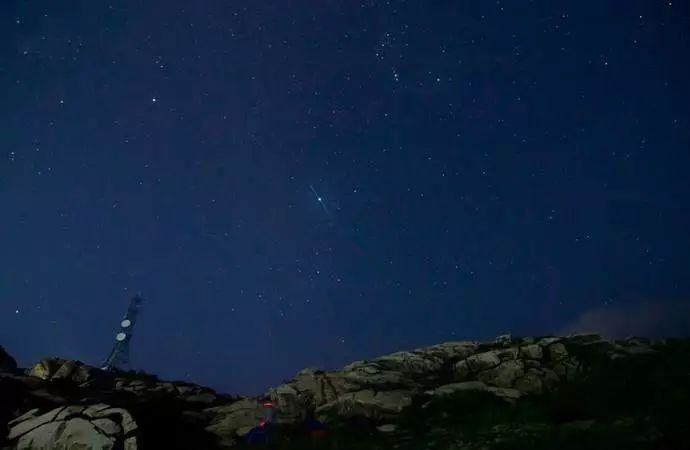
(2, 1, 689, 395)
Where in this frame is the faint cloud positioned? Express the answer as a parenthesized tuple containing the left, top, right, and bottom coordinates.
(560, 300, 690, 339)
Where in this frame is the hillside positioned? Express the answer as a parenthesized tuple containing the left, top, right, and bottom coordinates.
(2, 333, 689, 449)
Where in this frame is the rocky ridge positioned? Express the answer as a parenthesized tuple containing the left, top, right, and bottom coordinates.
(1, 333, 688, 449)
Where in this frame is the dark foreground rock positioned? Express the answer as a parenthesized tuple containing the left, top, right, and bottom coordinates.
(2, 334, 689, 449)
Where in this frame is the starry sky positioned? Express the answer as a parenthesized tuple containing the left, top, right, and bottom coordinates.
(2, 1, 689, 395)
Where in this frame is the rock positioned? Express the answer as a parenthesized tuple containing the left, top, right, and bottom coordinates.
(416, 341, 479, 360)
(342, 363, 413, 389)
(91, 417, 122, 436)
(267, 368, 359, 424)
(540, 368, 561, 390)
(91, 407, 138, 435)
(268, 384, 304, 424)
(565, 333, 602, 344)
(204, 398, 266, 442)
(124, 436, 138, 450)
(537, 337, 561, 347)
(235, 425, 254, 436)
(183, 392, 217, 404)
(0, 345, 18, 371)
(620, 344, 657, 356)
(495, 334, 513, 347)
(7, 405, 137, 450)
(454, 360, 472, 381)
(465, 351, 502, 372)
(1, 334, 686, 450)
(513, 370, 543, 394)
(315, 389, 413, 422)
(28, 358, 96, 384)
(523, 359, 542, 370)
(476, 360, 524, 388)
(426, 381, 522, 405)
(426, 381, 489, 397)
(495, 347, 519, 361)
(546, 343, 568, 361)
(8, 409, 41, 427)
(377, 423, 398, 433)
(373, 350, 445, 375)
(519, 344, 543, 360)
(83, 403, 112, 417)
(8, 407, 63, 440)
(27, 358, 63, 380)
(55, 405, 86, 421)
(15, 418, 116, 450)
(486, 387, 523, 404)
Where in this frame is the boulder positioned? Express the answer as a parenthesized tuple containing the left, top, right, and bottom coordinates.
(537, 337, 561, 347)
(513, 370, 543, 394)
(372, 350, 444, 375)
(453, 360, 472, 381)
(6, 404, 138, 450)
(519, 344, 543, 360)
(495, 334, 513, 347)
(426, 381, 490, 397)
(415, 341, 479, 360)
(496, 347, 519, 361)
(377, 423, 398, 433)
(486, 387, 523, 404)
(425, 381, 522, 405)
(28, 358, 96, 384)
(314, 389, 413, 423)
(476, 360, 525, 388)
(546, 343, 568, 361)
(464, 351, 502, 372)
(204, 398, 265, 445)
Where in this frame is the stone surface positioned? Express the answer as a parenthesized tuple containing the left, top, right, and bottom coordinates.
(546, 343, 569, 361)
(376, 423, 398, 433)
(204, 398, 266, 442)
(315, 389, 414, 422)
(465, 351, 502, 372)
(476, 360, 525, 388)
(18, 417, 114, 450)
(426, 381, 489, 397)
(7, 404, 138, 450)
(27, 358, 96, 385)
(1, 334, 686, 450)
(519, 344, 543, 360)
(513, 370, 544, 394)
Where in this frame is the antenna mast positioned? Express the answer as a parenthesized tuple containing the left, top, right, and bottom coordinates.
(101, 295, 144, 371)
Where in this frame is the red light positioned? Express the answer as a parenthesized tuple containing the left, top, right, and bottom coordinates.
(259, 421, 266, 427)
(263, 402, 274, 408)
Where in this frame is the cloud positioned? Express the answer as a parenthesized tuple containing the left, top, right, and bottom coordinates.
(559, 300, 690, 339)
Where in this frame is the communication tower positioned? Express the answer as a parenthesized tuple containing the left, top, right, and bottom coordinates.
(101, 295, 144, 371)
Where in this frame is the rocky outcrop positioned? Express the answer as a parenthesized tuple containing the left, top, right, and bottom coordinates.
(203, 399, 266, 448)
(6, 404, 138, 450)
(29, 358, 96, 385)
(1, 334, 687, 450)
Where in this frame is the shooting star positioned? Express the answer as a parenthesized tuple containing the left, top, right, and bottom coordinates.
(309, 185, 330, 215)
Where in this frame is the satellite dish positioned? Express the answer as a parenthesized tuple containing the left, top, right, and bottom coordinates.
(121, 319, 131, 328)
(116, 332, 127, 342)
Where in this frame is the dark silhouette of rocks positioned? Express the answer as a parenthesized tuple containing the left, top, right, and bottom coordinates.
(2, 334, 689, 449)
